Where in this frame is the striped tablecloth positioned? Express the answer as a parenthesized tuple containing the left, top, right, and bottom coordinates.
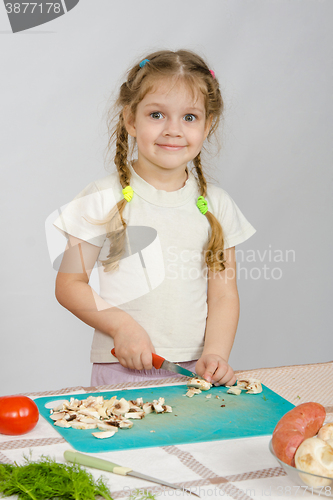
(0, 361, 332, 499)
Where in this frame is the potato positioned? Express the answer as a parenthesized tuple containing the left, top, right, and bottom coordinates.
(272, 402, 326, 466)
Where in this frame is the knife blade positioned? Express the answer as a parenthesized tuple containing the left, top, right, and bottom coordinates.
(111, 349, 204, 380)
(64, 450, 200, 497)
(151, 354, 205, 380)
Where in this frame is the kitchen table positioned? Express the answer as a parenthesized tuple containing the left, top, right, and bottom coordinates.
(0, 361, 332, 499)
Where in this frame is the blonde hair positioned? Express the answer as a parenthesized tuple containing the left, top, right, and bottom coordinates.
(100, 49, 226, 273)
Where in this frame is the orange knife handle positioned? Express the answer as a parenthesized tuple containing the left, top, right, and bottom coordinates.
(112, 348, 163, 370)
(151, 353, 165, 369)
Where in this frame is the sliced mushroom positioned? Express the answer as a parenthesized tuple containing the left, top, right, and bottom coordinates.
(65, 414, 77, 422)
(112, 398, 131, 415)
(50, 411, 67, 421)
(78, 408, 100, 419)
(92, 430, 116, 439)
(95, 404, 107, 419)
(124, 412, 145, 419)
(143, 403, 153, 414)
(236, 379, 250, 390)
(86, 395, 103, 407)
(67, 398, 82, 410)
(103, 395, 117, 410)
(227, 387, 242, 396)
(102, 418, 121, 428)
(128, 400, 141, 411)
(54, 419, 71, 428)
(78, 416, 99, 424)
(318, 423, 333, 442)
(118, 419, 133, 429)
(152, 399, 165, 413)
(187, 378, 212, 391)
(236, 378, 262, 394)
(49, 393, 172, 433)
(295, 437, 333, 487)
(245, 381, 262, 394)
(186, 388, 202, 398)
(97, 421, 119, 431)
(52, 401, 70, 412)
(71, 421, 97, 430)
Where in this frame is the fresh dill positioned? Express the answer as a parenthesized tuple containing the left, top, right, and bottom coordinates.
(0, 455, 113, 500)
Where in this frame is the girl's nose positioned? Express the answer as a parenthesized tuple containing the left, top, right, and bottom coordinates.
(163, 118, 183, 137)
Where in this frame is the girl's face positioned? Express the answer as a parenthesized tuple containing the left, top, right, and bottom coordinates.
(125, 79, 212, 176)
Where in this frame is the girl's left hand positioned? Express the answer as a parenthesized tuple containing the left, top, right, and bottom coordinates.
(195, 354, 236, 387)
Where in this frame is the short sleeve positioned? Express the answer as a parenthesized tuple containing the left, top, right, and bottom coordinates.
(206, 185, 256, 249)
(53, 181, 118, 247)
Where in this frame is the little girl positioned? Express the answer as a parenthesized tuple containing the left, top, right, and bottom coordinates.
(54, 50, 256, 387)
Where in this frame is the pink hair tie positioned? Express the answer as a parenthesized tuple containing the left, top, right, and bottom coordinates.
(210, 70, 215, 79)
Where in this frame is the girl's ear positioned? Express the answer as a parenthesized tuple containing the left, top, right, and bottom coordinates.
(123, 106, 136, 138)
(204, 115, 213, 140)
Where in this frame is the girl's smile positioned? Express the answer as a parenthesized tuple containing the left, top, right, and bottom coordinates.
(124, 79, 211, 189)
(156, 144, 186, 151)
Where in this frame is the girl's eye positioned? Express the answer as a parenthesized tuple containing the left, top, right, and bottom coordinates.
(150, 112, 163, 119)
(184, 114, 196, 122)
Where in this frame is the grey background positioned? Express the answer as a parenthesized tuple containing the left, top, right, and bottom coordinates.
(1, 1, 332, 396)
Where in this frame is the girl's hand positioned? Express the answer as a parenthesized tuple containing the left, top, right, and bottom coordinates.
(112, 317, 155, 371)
(195, 354, 236, 386)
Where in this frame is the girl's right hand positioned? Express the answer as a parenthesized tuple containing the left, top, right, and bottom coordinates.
(112, 317, 155, 371)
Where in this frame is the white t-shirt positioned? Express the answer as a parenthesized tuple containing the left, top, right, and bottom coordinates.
(54, 164, 256, 363)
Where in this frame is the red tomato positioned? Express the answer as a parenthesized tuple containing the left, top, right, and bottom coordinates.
(0, 395, 39, 435)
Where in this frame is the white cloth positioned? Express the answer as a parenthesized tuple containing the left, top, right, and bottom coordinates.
(54, 164, 256, 363)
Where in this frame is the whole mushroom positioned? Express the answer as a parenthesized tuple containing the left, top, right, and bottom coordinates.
(294, 437, 333, 487)
(318, 423, 333, 442)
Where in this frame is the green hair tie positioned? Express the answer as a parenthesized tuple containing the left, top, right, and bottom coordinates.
(197, 196, 208, 215)
(122, 186, 134, 202)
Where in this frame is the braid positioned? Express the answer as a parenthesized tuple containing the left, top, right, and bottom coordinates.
(115, 113, 130, 189)
(193, 153, 226, 272)
(193, 152, 207, 197)
(99, 113, 132, 273)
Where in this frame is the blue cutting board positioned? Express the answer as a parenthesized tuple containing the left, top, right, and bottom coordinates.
(35, 384, 294, 453)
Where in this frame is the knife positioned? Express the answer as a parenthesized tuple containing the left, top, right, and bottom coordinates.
(111, 349, 204, 380)
(64, 450, 199, 497)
